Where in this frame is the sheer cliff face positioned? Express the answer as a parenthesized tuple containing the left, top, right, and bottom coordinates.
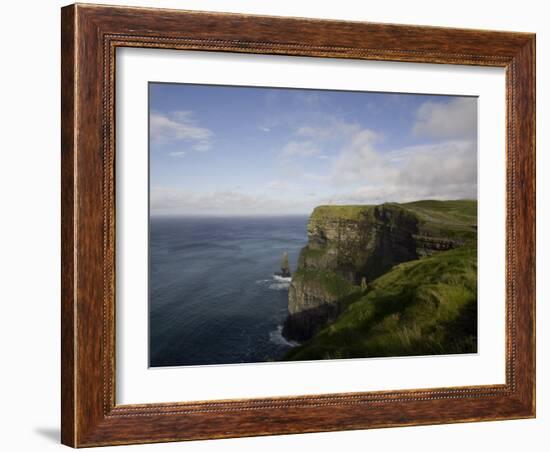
(302, 204, 420, 283)
(283, 202, 476, 342)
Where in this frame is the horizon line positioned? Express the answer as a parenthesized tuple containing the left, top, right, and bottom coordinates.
(150, 198, 478, 218)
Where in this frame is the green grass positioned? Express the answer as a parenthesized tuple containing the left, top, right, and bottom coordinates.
(401, 199, 477, 242)
(300, 246, 328, 261)
(285, 246, 478, 361)
(403, 199, 477, 220)
(310, 205, 374, 222)
(309, 200, 477, 243)
(292, 268, 359, 299)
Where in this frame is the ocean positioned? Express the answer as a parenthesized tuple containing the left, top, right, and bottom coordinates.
(149, 215, 308, 367)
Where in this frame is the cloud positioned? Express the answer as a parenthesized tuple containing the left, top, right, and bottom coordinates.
(258, 126, 271, 132)
(329, 131, 477, 203)
(150, 110, 213, 151)
(275, 110, 476, 207)
(413, 97, 477, 140)
(295, 118, 361, 140)
(280, 141, 321, 158)
(330, 129, 385, 183)
(150, 187, 313, 216)
(266, 180, 293, 191)
(168, 151, 186, 158)
(278, 116, 361, 165)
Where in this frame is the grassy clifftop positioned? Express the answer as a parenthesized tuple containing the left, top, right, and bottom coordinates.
(310, 205, 375, 222)
(310, 199, 477, 243)
(286, 246, 477, 360)
(283, 199, 478, 357)
(401, 199, 477, 243)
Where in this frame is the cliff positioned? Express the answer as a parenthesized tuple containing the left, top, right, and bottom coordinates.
(286, 246, 478, 360)
(283, 200, 477, 342)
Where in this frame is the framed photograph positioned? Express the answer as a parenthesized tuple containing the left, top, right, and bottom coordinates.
(61, 3, 535, 447)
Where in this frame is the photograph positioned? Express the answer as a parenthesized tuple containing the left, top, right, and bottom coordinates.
(49, 1, 537, 448)
(148, 83, 479, 367)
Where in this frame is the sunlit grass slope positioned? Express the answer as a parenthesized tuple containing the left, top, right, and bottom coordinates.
(286, 246, 477, 361)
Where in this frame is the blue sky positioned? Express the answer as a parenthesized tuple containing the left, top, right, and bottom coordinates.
(149, 83, 477, 216)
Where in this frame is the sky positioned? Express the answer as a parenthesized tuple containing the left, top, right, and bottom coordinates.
(149, 83, 477, 216)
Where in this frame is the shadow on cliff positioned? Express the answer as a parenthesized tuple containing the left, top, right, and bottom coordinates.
(282, 290, 364, 342)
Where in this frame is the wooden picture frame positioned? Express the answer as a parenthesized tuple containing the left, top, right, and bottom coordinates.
(61, 3, 535, 447)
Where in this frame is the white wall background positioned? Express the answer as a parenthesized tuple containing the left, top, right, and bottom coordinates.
(0, 1, 545, 450)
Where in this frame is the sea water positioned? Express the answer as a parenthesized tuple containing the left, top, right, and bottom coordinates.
(149, 216, 307, 367)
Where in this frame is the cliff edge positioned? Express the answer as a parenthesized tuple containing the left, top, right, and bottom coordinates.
(282, 200, 477, 343)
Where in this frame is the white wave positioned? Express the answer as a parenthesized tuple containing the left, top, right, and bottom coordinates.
(256, 274, 292, 290)
(268, 282, 290, 290)
(269, 325, 299, 347)
(270, 274, 291, 290)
